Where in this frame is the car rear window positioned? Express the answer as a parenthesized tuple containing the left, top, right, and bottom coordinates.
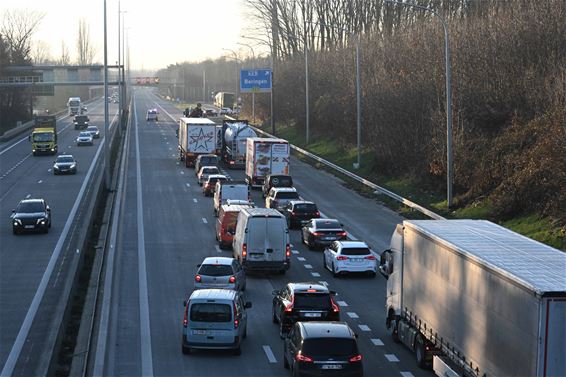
(276, 192, 300, 199)
(294, 293, 331, 310)
(202, 156, 218, 164)
(294, 203, 317, 212)
(203, 167, 219, 174)
(341, 247, 371, 256)
(316, 220, 341, 229)
(198, 264, 233, 276)
(190, 303, 231, 322)
(302, 338, 357, 356)
(271, 176, 292, 187)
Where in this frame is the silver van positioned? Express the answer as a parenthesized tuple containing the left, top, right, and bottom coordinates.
(232, 208, 290, 274)
(214, 181, 250, 216)
(182, 289, 251, 355)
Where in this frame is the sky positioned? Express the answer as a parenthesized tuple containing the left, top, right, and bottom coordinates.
(0, 0, 267, 72)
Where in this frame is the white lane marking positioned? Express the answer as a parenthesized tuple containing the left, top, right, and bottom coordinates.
(291, 250, 299, 255)
(134, 97, 154, 376)
(193, 198, 198, 203)
(202, 217, 208, 224)
(289, 244, 294, 248)
(37, 180, 43, 184)
(180, 170, 185, 175)
(318, 281, 328, 287)
(337, 301, 348, 307)
(297, 257, 306, 261)
(25, 194, 31, 198)
(304, 264, 313, 269)
(385, 354, 399, 362)
(0, 154, 32, 181)
(48, 169, 52, 172)
(358, 324, 371, 332)
(262, 345, 277, 363)
(371, 338, 384, 346)
(311, 272, 320, 277)
(215, 245, 222, 254)
(186, 183, 191, 187)
(400, 372, 415, 377)
(347, 312, 359, 319)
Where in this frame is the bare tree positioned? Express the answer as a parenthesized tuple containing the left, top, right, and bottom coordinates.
(77, 18, 96, 65)
(32, 40, 52, 64)
(1, 9, 45, 64)
(59, 40, 70, 65)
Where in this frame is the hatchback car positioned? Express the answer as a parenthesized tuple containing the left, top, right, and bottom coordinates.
(302, 219, 347, 250)
(197, 166, 220, 185)
(11, 198, 51, 234)
(272, 282, 340, 338)
(53, 154, 77, 175)
(283, 322, 363, 377)
(262, 174, 293, 198)
(195, 154, 219, 176)
(76, 131, 93, 146)
(86, 125, 100, 138)
(194, 257, 246, 291)
(146, 108, 158, 121)
(265, 187, 300, 210)
(281, 201, 320, 229)
(323, 241, 377, 277)
(203, 174, 228, 196)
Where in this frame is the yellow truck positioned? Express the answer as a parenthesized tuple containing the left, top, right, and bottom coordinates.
(31, 115, 58, 156)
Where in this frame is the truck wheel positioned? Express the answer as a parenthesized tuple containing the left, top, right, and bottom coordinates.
(415, 334, 428, 368)
(386, 315, 400, 343)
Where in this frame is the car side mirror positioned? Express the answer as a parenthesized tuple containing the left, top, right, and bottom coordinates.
(12, 209, 15, 213)
(46, 206, 51, 211)
(196, 264, 201, 267)
(272, 289, 280, 296)
(329, 290, 337, 295)
(244, 301, 252, 309)
(183, 300, 187, 307)
(354, 332, 359, 338)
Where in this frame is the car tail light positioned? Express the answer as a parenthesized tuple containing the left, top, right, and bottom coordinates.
(221, 225, 225, 233)
(286, 244, 291, 258)
(242, 244, 247, 258)
(314, 211, 320, 217)
(331, 298, 340, 313)
(195, 275, 201, 282)
(312, 231, 323, 236)
(229, 160, 235, 165)
(233, 303, 239, 328)
(349, 354, 362, 362)
(365, 255, 376, 260)
(295, 353, 313, 363)
(336, 256, 348, 261)
(337, 231, 347, 237)
(229, 276, 236, 283)
(291, 211, 296, 216)
(183, 303, 189, 328)
(284, 296, 294, 312)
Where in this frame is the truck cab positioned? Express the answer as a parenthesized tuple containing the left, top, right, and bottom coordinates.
(31, 115, 58, 156)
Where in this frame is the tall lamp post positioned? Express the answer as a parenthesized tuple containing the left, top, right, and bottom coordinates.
(103, 0, 110, 189)
(385, 0, 453, 207)
(222, 48, 241, 114)
(237, 42, 256, 124)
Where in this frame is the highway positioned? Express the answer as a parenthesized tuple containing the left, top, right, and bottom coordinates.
(0, 99, 119, 376)
(93, 87, 432, 377)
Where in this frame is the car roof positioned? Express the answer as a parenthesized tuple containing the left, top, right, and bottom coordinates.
(201, 257, 234, 266)
(201, 165, 219, 170)
(206, 174, 227, 180)
(189, 288, 237, 301)
(271, 187, 297, 193)
(336, 240, 368, 248)
(86, 125, 98, 128)
(243, 207, 283, 217)
(19, 198, 44, 205)
(198, 154, 218, 158)
(289, 200, 314, 206)
(57, 154, 74, 159)
(299, 321, 355, 339)
(288, 282, 329, 293)
(314, 218, 340, 225)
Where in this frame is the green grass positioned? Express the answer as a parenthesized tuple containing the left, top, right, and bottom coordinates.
(260, 122, 565, 250)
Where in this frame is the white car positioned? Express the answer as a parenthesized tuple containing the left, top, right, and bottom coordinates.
(265, 187, 300, 210)
(197, 165, 220, 185)
(76, 131, 94, 146)
(220, 107, 233, 115)
(323, 241, 377, 277)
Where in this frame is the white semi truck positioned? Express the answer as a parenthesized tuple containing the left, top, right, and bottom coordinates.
(67, 97, 81, 116)
(245, 137, 289, 187)
(379, 220, 566, 377)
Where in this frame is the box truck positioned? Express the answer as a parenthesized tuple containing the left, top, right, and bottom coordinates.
(178, 117, 218, 168)
(31, 115, 58, 155)
(245, 138, 289, 187)
(379, 220, 566, 377)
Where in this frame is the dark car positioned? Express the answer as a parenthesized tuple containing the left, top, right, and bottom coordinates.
(11, 198, 51, 234)
(205, 109, 218, 117)
(73, 115, 89, 129)
(272, 282, 340, 338)
(283, 322, 363, 377)
(262, 174, 293, 198)
(195, 154, 219, 176)
(281, 201, 320, 229)
(53, 154, 77, 175)
(301, 218, 348, 250)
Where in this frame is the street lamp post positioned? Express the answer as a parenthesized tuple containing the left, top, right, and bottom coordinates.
(238, 42, 256, 124)
(385, 0, 453, 207)
(103, 0, 110, 190)
(222, 48, 241, 115)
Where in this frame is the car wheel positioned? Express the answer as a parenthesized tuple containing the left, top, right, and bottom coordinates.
(182, 344, 191, 355)
(323, 254, 327, 269)
(307, 237, 314, 251)
(233, 345, 241, 356)
(12, 227, 18, 235)
(386, 314, 400, 343)
(44, 228, 49, 234)
(242, 282, 246, 292)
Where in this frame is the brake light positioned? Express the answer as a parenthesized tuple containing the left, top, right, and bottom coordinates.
(229, 160, 235, 165)
(183, 303, 189, 327)
(336, 256, 348, 261)
(312, 231, 323, 236)
(291, 211, 296, 216)
(295, 353, 313, 363)
(242, 244, 247, 258)
(286, 244, 291, 258)
(337, 231, 347, 237)
(229, 276, 236, 283)
(365, 255, 376, 260)
(331, 298, 340, 313)
(314, 211, 320, 217)
(233, 302, 239, 328)
(195, 275, 201, 282)
(284, 295, 294, 312)
(349, 354, 362, 362)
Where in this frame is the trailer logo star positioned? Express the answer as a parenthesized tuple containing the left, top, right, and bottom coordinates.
(190, 128, 213, 151)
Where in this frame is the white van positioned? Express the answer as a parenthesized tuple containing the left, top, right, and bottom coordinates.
(232, 208, 290, 274)
(213, 181, 250, 216)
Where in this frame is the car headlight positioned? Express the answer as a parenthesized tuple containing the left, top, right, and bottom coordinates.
(70, 164, 76, 168)
(54, 165, 60, 170)
(51, 148, 55, 151)
(13, 219, 21, 226)
(37, 218, 46, 225)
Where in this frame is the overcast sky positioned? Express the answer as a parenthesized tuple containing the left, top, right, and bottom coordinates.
(1, 0, 265, 72)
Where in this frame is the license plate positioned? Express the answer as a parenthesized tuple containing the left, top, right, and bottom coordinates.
(351, 258, 363, 262)
(322, 237, 335, 241)
(24, 225, 35, 229)
(192, 329, 207, 335)
(322, 364, 342, 370)
(304, 312, 321, 318)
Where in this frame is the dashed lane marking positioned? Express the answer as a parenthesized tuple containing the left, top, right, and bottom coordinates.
(337, 301, 348, 307)
(262, 345, 277, 363)
(291, 250, 299, 255)
(347, 312, 359, 319)
(311, 272, 320, 277)
(186, 183, 191, 187)
(400, 372, 415, 377)
(297, 257, 306, 261)
(385, 354, 399, 362)
(180, 171, 185, 175)
(48, 169, 52, 172)
(38, 180, 43, 184)
(215, 245, 221, 254)
(193, 198, 198, 203)
(304, 264, 313, 269)
(358, 324, 371, 332)
(202, 217, 208, 224)
(371, 338, 384, 346)
(318, 281, 328, 287)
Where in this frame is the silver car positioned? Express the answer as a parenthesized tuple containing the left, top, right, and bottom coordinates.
(86, 125, 100, 138)
(194, 257, 246, 291)
(76, 131, 93, 146)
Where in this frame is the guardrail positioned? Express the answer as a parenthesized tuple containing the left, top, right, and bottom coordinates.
(250, 125, 445, 220)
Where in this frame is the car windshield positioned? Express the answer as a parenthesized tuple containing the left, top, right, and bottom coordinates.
(316, 220, 341, 229)
(198, 264, 233, 276)
(341, 247, 371, 256)
(202, 157, 218, 164)
(190, 303, 231, 322)
(294, 203, 317, 212)
(293, 293, 331, 310)
(32, 132, 54, 142)
(18, 202, 44, 213)
(75, 116, 88, 122)
(56, 156, 74, 163)
(276, 192, 299, 199)
(302, 338, 357, 357)
(207, 177, 225, 184)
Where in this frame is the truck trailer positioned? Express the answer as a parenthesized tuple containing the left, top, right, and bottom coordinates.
(379, 220, 566, 377)
(245, 137, 289, 187)
(221, 120, 257, 168)
(178, 117, 218, 168)
(214, 92, 235, 109)
(31, 115, 58, 155)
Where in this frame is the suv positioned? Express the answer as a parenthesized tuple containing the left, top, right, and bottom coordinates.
(323, 241, 377, 277)
(73, 115, 89, 129)
(11, 198, 51, 234)
(265, 187, 300, 210)
(146, 108, 158, 121)
(283, 322, 363, 377)
(262, 174, 293, 198)
(182, 289, 251, 355)
(195, 154, 219, 175)
(194, 257, 246, 291)
(272, 282, 340, 337)
(281, 201, 320, 229)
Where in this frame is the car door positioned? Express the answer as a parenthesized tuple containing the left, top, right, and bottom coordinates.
(325, 242, 337, 267)
(302, 220, 313, 241)
(286, 326, 300, 365)
(237, 295, 247, 330)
